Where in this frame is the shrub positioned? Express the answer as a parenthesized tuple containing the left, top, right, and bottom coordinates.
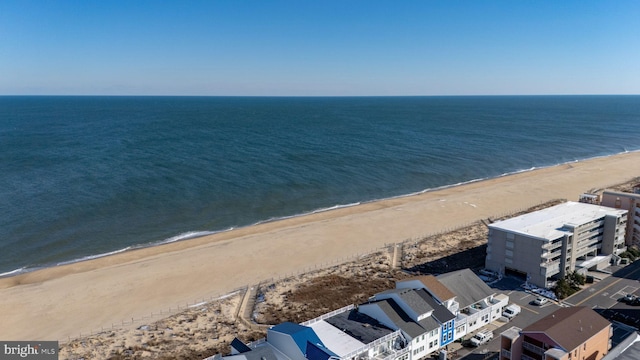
(553, 271, 584, 299)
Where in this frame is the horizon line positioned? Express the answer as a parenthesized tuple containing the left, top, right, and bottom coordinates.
(1, 93, 639, 98)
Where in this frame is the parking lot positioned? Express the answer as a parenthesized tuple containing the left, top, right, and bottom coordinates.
(450, 276, 563, 359)
(453, 260, 640, 359)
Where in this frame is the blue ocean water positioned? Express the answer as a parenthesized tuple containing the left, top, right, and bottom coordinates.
(1, 96, 639, 275)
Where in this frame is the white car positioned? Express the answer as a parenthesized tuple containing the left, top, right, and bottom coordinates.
(532, 297, 548, 306)
(503, 304, 521, 319)
(469, 330, 494, 347)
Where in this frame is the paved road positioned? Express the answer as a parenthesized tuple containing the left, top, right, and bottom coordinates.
(563, 261, 640, 308)
(457, 261, 640, 359)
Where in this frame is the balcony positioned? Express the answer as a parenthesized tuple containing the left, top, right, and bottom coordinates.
(522, 341, 545, 355)
(540, 259, 561, 268)
(545, 264, 560, 277)
(542, 241, 563, 251)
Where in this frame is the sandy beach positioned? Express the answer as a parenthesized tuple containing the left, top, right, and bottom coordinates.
(1, 152, 640, 342)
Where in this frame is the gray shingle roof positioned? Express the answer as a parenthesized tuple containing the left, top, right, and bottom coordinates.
(436, 269, 495, 308)
(415, 289, 455, 323)
(523, 306, 611, 352)
(370, 299, 426, 338)
(396, 288, 434, 316)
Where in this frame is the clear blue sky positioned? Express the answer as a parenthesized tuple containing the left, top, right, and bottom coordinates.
(1, 1, 639, 96)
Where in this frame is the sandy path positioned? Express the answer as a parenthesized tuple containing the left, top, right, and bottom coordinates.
(1, 151, 639, 341)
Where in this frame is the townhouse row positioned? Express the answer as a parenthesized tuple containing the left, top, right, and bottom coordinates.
(213, 268, 508, 360)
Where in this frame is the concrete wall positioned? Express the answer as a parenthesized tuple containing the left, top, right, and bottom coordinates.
(486, 226, 550, 287)
(602, 191, 640, 246)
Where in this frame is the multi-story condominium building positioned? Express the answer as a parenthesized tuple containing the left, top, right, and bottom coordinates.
(485, 201, 627, 288)
(601, 190, 640, 246)
(214, 269, 507, 360)
(499, 306, 612, 360)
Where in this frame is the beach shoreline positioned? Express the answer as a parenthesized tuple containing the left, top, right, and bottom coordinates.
(1, 151, 639, 341)
(2, 151, 635, 282)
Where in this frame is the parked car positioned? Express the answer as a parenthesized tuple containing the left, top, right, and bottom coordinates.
(469, 330, 493, 347)
(532, 297, 548, 306)
(621, 294, 637, 304)
(502, 304, 521, 320)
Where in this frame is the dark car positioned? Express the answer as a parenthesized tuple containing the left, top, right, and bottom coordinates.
(621, 294, 636, 304)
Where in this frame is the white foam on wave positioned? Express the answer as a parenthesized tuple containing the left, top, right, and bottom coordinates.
(0, 267, 27, 278)
(151, 230, 231, 246)
(5, 149, 639, 280)
(311, 202, 362, 214)
(251, 202, 362, 226)
(55, 246, 133, 266)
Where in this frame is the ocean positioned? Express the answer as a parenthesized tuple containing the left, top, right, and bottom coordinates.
(1, 95, 639, 276)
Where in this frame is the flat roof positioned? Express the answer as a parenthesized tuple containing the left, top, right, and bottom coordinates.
(501, 326, 522, 341)
(324, 309, 394, 345)
(576, 255, 610, 269)
(603, 189, 640, 200)
(307, 320, 366, 357)
(489, 201, 627, 241)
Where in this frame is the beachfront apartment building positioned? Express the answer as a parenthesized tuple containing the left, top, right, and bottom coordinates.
(213, 269, 508, 360)
(485, 201, 627, 288)
(499, 306, 612, 360)
(395, 269, 508, 339)
(600, 190, 640, 246)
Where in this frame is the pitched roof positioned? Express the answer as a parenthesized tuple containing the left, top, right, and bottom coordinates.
(270, 322, 325, 354)
(436, 269, 495, 308)
(523, 307, 611, 351)
(225, 346, 279, 360)
(414, 275, 456, 302)
(396, 288, 435, 316)
(369, 299, 426, 338)
(231, 338, 252, 353)
(415, 289, 455, 323)
(375, 288, 435, 316)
